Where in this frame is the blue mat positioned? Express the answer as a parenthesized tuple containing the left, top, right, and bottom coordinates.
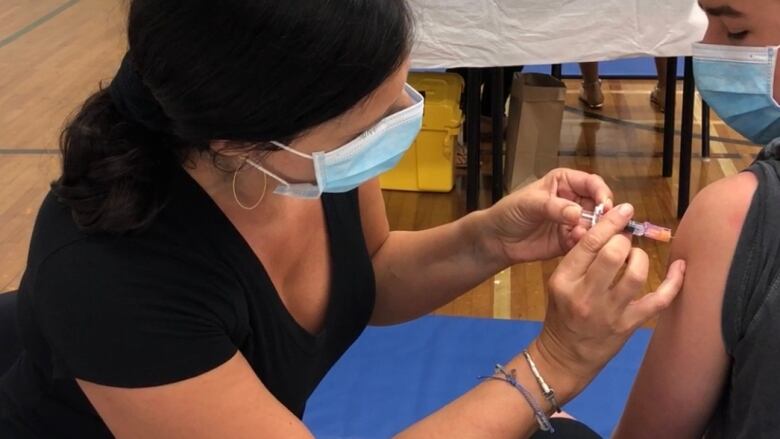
(304, 316, 650, 438)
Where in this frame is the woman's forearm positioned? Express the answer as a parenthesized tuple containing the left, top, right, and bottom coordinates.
(397, 340, 583, 439)
(370, 209, 507, 325)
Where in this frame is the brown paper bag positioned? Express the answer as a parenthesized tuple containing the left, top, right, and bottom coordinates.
(504, 73, 566, 191)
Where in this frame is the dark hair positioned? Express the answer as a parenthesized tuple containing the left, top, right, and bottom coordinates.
(54, 0, 414, 234)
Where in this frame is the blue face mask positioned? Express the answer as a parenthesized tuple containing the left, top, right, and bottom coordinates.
(693, 43, 780, 145)
(246, 84, 424, 198)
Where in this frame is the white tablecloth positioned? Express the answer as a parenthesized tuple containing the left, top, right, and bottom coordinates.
(409, 0, 708, 68)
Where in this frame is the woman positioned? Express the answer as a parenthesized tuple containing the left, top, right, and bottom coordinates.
(615, 0, 780, 437)
(0, 1, 684, 438)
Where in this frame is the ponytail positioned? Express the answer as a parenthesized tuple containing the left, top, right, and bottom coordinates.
(52, 86, 182, 234)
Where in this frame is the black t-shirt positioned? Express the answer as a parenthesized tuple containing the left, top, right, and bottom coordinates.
(0, 166, 376, 438)
(707, 154, 780, 438)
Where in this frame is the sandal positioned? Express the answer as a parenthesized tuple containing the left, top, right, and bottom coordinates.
(650, 86, 666, 113)
(579, 80, 604, 110)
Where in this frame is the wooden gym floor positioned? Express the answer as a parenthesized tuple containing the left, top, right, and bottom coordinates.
(0, 0, 760, 321)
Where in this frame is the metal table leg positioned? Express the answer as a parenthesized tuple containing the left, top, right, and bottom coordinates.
(491, 67, 504, 204)
(466, 68, 482, 212)
(662, 57, 678, 178)
(551, 64, 562, 80)
(677, 57, 695, 218)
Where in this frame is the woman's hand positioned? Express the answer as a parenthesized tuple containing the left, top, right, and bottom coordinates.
(482, 168, 614, 265)
(529, 204, 686, 398)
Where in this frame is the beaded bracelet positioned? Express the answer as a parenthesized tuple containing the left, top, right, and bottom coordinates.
(478, 364, 555, 433)
(522, 350, 562, 413)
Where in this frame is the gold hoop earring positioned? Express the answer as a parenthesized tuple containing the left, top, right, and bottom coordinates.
(232, 159, 268, 210)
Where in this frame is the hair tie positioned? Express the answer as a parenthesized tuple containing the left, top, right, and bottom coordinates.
(108, 53, 171, 132)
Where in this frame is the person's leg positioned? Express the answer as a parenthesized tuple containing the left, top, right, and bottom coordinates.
(504, 65, 522, 97)
(478, 65, 523, 138)
(481, 65, 523, 117)
(578, 62, 604, 109)
(651, 57, 667, 112)
(580, 62, 600, 84)
(655, 57, 668, 89)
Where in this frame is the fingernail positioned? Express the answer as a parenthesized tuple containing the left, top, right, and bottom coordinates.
(617, 203, 633, 217)
(666, 260, 686, 279)
(563, 204, 581, 221)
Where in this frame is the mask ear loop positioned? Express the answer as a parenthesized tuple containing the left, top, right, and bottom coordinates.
(232, 157, 268, 210)
(270, 141, 313, 159)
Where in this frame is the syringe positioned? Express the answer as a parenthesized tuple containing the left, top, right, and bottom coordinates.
(580, 204, 672, 242)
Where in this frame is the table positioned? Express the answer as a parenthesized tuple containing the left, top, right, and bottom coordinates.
(408, 0, 708, 215)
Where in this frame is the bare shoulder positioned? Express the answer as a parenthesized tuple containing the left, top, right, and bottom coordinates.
(673, 172, 757, 261)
